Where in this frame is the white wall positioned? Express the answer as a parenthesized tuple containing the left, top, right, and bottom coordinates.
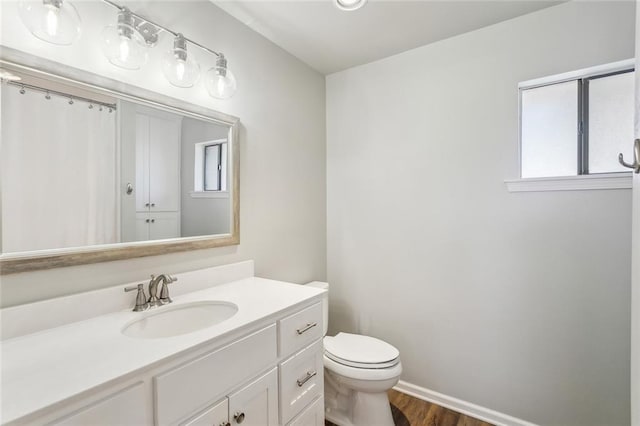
(327, 2, 634, 425)
(0, 0, 326, 306)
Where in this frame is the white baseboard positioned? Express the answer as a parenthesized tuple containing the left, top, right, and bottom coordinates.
(393, 380, 538, 426)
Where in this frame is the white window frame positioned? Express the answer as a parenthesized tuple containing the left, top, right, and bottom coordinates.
(506, 59, 634, 192)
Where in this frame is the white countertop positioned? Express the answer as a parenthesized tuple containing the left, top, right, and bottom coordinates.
(0, 277, 324, 424)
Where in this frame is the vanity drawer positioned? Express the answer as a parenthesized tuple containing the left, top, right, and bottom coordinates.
(279, 302, 323, 357)
(286, 396, 324, 426)
(155, 324, 277, 425)
(51, 382, 148, 425)
(279, 339, 324, 425)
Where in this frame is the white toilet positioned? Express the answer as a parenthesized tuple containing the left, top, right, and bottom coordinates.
(306, 282, 402, 426)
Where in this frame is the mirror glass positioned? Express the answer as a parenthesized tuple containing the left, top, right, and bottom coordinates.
(1, 67, 236, 257)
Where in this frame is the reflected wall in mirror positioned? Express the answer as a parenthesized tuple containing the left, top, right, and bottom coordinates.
(0, 52, 239, 274)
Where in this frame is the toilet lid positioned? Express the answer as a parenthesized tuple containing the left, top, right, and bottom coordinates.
(324, 333, 399, 368)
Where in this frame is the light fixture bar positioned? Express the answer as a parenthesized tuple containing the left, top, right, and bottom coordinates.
(100, 0, 222, 58)
(7, 80, 117, 110)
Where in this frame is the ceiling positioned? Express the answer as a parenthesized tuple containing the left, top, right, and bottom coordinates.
(213, 0, 564, 75)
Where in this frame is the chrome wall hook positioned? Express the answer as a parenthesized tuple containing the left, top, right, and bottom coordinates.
(618, 138, 640, 173)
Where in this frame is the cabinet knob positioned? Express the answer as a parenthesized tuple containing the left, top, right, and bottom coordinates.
(151, 219, 155, 223)
(145, 219, 150, 223)
(151, 203, 156, 207)
(219, 422, 231, 426)
(233, 412, 245, 424)
(145, 203, 150, 207)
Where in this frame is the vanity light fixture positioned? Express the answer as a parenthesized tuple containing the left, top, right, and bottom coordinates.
(162, 34, 200, 88)
(334, 0, 368, 11)
(18, 0, 81, 45)
(17, 0, 237, 99)
(205, 55, 237, 100)
(100, 7, 149, 70)
(99, 0, 236, 98)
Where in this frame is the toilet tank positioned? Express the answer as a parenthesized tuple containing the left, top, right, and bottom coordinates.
(305, 281, 328, 336)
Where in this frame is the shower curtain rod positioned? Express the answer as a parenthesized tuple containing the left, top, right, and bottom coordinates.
(6, 81, 118, 111)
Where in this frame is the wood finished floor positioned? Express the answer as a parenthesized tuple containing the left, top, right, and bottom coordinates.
(387, 389, 494, 426)
(325, 389, 494, 426)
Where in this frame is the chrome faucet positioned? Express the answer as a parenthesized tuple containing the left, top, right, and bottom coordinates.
(147, 274, 178, 307)
(124, 283, 149, 312)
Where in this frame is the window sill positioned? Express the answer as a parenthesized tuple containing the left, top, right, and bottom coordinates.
(189, 191, 229, 199)
(505, 173, 632, 192)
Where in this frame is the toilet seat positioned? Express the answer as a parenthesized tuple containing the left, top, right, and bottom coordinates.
(323, 333, 400, 370)
(323, 353, 403, 382)
(325, 351, 399, 369)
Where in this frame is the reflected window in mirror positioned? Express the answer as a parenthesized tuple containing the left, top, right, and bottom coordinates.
(193, 139, 228, 194)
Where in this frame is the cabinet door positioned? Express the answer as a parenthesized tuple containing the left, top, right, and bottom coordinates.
(182, 398, 228, 426)
(228, 368, 278, 426)
(135, 113, 151, 211)
(135, 212, 150, 241)
(149, 212, 180, 240)
(149, 116, 181, 212)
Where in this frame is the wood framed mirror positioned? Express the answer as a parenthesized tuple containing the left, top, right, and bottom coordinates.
(0, 48, 240, 274)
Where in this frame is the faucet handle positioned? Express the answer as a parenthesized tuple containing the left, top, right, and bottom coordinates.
(159, 275, 178, 304)
(124, 283, 149, 312)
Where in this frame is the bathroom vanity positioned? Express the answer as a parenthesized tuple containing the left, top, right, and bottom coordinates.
(0, 262, 325, 426)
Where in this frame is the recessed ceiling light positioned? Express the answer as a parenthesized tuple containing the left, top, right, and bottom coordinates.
(334, 0, 367, 12)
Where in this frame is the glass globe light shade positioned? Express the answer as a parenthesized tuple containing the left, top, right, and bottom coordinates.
(334, 0, 367, 11)
(100, 10, 148, 70)
(18, 0, 81, 45)
(162, 36, 200, 88)
(205, 57, 237, 100)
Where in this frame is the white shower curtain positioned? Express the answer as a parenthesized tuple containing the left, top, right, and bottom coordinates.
(1, 84, 118, 253)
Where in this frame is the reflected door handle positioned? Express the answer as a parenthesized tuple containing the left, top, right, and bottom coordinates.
(125, 183, 133, 195)
(618, 138, 640, 173)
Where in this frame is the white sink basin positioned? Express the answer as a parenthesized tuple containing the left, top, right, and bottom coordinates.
(122, 301, 238, 339)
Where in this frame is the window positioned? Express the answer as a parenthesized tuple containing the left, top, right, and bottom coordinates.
(519, 63, 634, 179)
(204, 143, 222, 191)
(194, 139, 228, 194)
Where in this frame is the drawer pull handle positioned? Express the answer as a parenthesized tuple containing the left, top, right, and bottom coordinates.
(296, 322, 317, 335)
(297, 370, 317, 387)
(234, 411, 245, 424)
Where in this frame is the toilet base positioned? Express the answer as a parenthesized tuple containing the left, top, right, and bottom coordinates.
(324, 371, 396, 426)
